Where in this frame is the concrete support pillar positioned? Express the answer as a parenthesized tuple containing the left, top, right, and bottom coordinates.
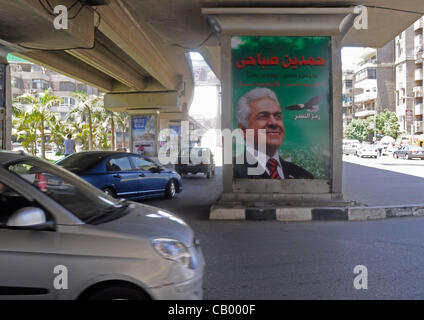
(0, 51, 11, 150)
(202, 7, 357, 208)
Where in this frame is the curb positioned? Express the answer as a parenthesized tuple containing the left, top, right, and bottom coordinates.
(209, 204, 424, 221)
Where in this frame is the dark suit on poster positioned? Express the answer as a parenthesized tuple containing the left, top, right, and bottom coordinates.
(233, 152, 314, 179)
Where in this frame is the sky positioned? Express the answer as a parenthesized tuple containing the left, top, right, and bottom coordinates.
(341, 47, 369, 70)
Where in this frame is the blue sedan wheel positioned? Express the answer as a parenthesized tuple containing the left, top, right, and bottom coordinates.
(165, 180, 176, 199)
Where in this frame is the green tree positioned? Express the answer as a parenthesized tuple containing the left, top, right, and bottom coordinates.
(15, 90, 61, 159)
(70, 91, 102, 150)
(98, 108, 117, 151)
(115, 112, 129, 150)
(376, 109, 400, 139)
(344, 118, 372, 142)
(69, 121, 90, 151)
(49, 117, 68, 155)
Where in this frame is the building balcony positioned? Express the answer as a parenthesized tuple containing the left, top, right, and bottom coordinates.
(416, 103, 423, 115)
(414, 86, 423, 98)
(415, 19, 423, 31)
(354, 92, 377, 103)
(416, 69, 423, 81)
(355, 110, 376, 118)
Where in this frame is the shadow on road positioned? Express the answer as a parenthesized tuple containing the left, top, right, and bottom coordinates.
(343, 161, 424, 207)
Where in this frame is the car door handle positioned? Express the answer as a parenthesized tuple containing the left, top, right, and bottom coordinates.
(113, 174, 122, 179)
(139, 174, 146, 177)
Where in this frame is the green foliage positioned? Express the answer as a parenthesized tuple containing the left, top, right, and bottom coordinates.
(344, 118, 372, 142)
(344, 109, 400, 142)
(13, 89, 61, 158)
(375, 109, 400, 139)
(13, 90, 130, 155)
(280, 146, 330, 179)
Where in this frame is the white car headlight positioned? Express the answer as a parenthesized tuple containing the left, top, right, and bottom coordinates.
(152, 238, 191, 268)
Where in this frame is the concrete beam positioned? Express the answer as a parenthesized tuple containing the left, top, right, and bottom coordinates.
(97, 0, 178, 90)
(15, 51, 117, 92)
(67, 41, 145, 91)
(202, 8, 355, 36)
(160, 112, 187, 122)
(197, 45, 221, 81)
(104, 91, 181, 113)
(0, 0, 94, 50)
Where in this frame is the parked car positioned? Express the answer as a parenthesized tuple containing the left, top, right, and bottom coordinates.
(393, 145, 424, 159)
(56, 151, 182, 200)
(0, 151, 204, 300)
(342, 139, 360, 156)
(356, 144, 378, 158)
(175, 147, 216, 179)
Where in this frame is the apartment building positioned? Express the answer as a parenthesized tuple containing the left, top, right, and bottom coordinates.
(412, 17, 424, 134)
(352, 42, 396, 123)
(8, 54, 99, 120)
(342, 70, 354, 126)
(394, 25, 418, 134)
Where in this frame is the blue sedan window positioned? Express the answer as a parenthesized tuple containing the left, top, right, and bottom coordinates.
(131, 156, 156, 171)
(106, 156, 133, 172)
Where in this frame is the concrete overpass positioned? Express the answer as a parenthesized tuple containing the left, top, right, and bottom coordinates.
(0, 0, 422, 212)
(0, 1, 421, 130)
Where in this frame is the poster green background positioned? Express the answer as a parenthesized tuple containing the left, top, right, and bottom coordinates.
(232, 36, 332, 179)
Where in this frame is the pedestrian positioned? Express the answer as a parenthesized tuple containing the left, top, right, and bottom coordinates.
(64, 134, 76, 157)
(377, 145, 383, 157)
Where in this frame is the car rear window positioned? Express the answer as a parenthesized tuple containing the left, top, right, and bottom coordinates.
(56, 153, 105, 172)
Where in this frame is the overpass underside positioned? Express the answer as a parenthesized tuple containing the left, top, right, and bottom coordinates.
(0, 0, 422, 212)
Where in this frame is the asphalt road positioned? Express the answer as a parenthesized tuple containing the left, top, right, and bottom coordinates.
(142, 157, 424, 299)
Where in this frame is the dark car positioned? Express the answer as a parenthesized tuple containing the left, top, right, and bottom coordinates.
(175, 147, 216, 179)
(56, 151, 182, 200)
(393, 145, 424, 160)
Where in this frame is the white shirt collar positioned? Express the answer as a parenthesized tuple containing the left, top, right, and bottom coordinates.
(245, 146, 282, 171)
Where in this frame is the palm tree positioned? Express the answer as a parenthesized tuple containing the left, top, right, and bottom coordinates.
(70, 91, 102, 150)
(115, 112, 129, 150)
(100, 108, 117, 150)
(16, 89, 61, 159)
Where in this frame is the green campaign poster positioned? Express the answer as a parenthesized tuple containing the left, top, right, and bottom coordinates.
(232, 36, 331, 180)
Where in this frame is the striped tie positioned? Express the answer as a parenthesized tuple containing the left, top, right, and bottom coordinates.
(266, 158, 281, 180)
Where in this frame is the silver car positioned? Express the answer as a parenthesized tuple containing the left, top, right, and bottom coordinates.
(0, 151, 204, 300)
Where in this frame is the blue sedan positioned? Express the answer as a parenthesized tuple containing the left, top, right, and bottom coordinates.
(56, 151, 182, 200)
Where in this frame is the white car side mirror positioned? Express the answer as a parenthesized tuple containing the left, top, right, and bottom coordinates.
(7, 207, 47, 228)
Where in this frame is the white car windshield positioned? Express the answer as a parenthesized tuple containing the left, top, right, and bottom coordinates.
(7, 159, 126, 223)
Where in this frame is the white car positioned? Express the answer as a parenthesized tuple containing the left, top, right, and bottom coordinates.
(356, 144, 378, 158)
(0, 151, 204, 300)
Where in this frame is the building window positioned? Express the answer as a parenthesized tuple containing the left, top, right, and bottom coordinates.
(355, 68, 377, 82)
(21, 64, 32, 72)
(11, 77, 24, 89)
(32, 79, 50, 90)
(76, 84, 87, 93)
(367, 68, 376, 79)
(31, 65, 44, 73)
(60, 97, 76, 106)
(59, 81, 76, 92)
(345, 80, 353, 88)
